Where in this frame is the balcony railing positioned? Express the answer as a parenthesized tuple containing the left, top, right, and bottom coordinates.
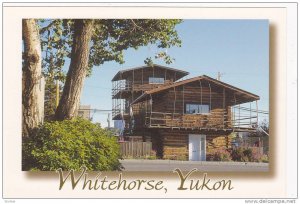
(112, 80, 173, 98)
(144, 108, 258, 132)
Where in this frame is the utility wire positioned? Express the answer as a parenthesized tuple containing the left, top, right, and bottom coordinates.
(78, 108, 112, 112)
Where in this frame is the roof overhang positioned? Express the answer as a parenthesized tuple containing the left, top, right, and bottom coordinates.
(131, 75, 260, 105)
(111, 64, 189, 81)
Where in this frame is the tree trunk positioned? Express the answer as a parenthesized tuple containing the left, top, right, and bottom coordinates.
(55, 19, 94, 120)
(22, 19, 43, 137)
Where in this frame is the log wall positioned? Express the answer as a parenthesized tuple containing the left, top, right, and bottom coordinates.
(121, 67, 181, 85)
(164, 81, 231, 113)
(158, 129, 233, 160)
(132, 81, 234, 129)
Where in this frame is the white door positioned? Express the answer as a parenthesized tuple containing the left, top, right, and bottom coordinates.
(189, 134, 206, 161)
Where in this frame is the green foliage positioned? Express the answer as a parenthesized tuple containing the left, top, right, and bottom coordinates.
(122, 149, 157, 160)
(39, 19, 71, 120)
(165, 154, 187, 161)
(260, 154, 269, 163)
(38, 19, 182, 119)
(231, 147, 267, 162)
(44, 77, 63, 121)
(207, 147, 268, 163)
(38, 19, 182, 77)
(242, 148, 253, 161)
(39, 19, 72, 81)
(145, 155, 157, 160)
(174, 154, 188, 161)
(22, 118, 122, 171)
(207, 147, 232, 161)
(231, 147, 245, 161)
(89, 19, 182, 70)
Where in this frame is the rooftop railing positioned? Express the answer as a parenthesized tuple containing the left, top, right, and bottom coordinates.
(112, 80, 173, 98)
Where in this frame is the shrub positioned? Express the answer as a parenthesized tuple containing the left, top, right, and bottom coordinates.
(122, 150, 157, 160)
(260, 154, 269, 163)
(231, 147, 244, 161)
(164, 154, 187, 160)
(145, 150, 157, 160)
(231, 147, 268, 162)
(242, 148, 253, 162)
(22, 118, 122, 171)
(176, 154, 188, 161)
(208, 147, 232, 161)
(251, 149, 269, 163)
(231, 147, 253, 162)
(145, 155, 157, 160)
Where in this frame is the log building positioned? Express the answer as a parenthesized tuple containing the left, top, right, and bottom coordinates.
(112, 64, 259, 161)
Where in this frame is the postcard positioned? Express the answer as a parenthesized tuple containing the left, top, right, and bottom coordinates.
(2, 2, 298, 202)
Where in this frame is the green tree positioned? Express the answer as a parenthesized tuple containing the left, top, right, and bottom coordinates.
(39, 19, 182, 120)
(39, 19, 69, 121)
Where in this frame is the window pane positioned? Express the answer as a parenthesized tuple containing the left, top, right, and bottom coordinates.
(200, 105, 209, 113)
(185, 104, 210, 114)
(149, 77, 165, 84)
(186, 104, 190, 113)
(190, 104, 196, 113)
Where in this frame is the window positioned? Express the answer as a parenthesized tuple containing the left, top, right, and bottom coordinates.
(185, 104, 210, 114)
(149, 77, 165, 84)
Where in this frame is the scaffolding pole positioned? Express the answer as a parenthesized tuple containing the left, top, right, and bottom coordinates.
(145, 97, 148, 126)
(173, 86, 176, 127)
(223, 88, 225, 128)
(131, 69, 134, 104)
(182, 85, 185, 114)
(133, 69, 135, 88)
(233, 92, 236, 128)
(120, 73, 125, 131)
(238, 104, 241, 128)
(256, 100, 258, 127)
(250, 102, 252, 126)
(141, 67, 144, 85)
(208, 82, 212, 111)
(150, 94, 153, 126)
(199, 80, 203, 105)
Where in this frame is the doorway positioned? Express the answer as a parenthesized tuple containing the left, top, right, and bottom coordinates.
(189, 134, 206, 161)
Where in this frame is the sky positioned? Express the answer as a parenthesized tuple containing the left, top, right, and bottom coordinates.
(78, 19, 269, 127)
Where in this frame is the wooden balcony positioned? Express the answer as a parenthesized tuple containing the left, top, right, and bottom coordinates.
(144, 109, 258, 132)
(112, 80, 173, 99)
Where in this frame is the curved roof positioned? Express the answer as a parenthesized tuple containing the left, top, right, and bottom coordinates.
(111, 64, 189, 81)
